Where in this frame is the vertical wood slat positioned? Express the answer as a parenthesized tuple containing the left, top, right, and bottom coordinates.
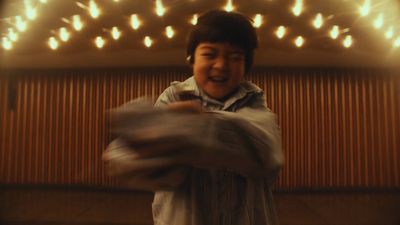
(0, 68, 399, 189)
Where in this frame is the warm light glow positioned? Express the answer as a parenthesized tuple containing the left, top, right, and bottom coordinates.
(394, 37, 400, 48)
(95, 36, 105, 48)
(39, 0, 47, 3)
(72, 15, 83, 31)
(48, 37, 58, 50)
(224, 0, 235, 12)
(7, 28, 18, 42)
(144, 36, 153, 47)
(275, 26, 286, 39)
(76, 2, 86, 9)
(359, 0, 371, 17)
(59, 27, 70, 42)
(292, 0, 303, 17)
(253, 14, 263, 28)
(24, 0, 37, 20)
(329, 25, 340, 39)
(130, 14, 141, 30)
(15, 16, 27, 32)
(2, 37, 12, 50)
(385, 26, 394, 39)
(312, 13, 323, 29)
(295, 36, 304, 47)
(155, 0, 165, 17)
(191, 14, 198, 25)
(373, 13, 384, 29)
(343, 35, 353, 48)
(89, 0, 100, 18)
(111, 26, 121, 40)
(165, 26, 175, 38)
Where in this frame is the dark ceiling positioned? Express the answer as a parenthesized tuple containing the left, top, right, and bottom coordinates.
(0, 0, 399, 68)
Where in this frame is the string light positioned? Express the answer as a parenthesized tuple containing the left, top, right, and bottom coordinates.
(253, 14, 263, 28)
(2, 37, 13, 50)
(89, 0, 100, 19)
(329, 25, 340, 39)
(15, 16, 27, 32)
(385, 26, 394, 39)
(95, 36, 105, 48)
(155, 0, 165, 17)
(7, 28, 18, 42)
(191, 14, 198, 25)
(373, 13, 384, 29)
(111, 26, 121, 40)
(59, 27, 70, 42)
(394, 37, 400, 48)
(295, 36, 304, 47)
(312, 13, 323, 29)
(224, 0, 234, 12)
(359, 0, 370, 17)
(275, 26, 286, 39)
(165, 26, 175, 39)
(292, 0, 303, 17)
(144, 36, 153, 47)
(24, 0, 37, 20)
(72, 15, 83, 31)
(48, 37, 58, 50)
(343, 35, 353, 48)
(130, 14, 141, 30)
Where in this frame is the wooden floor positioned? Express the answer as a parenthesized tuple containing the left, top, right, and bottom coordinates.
(1, 187, 399, 225)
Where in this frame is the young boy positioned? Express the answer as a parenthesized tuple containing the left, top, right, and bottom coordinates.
(103, 9, 284, 225)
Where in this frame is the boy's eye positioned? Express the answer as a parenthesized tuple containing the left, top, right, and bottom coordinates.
(201, 52, 216, 58)
(228, 53, 244, 61)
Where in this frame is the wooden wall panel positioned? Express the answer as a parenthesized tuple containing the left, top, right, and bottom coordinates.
(0, 68, 399, 189)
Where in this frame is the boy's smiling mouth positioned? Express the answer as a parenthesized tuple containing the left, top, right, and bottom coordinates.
(208, 76, 228, 83)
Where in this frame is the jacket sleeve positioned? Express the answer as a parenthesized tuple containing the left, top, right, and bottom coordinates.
(199, 106, 284, 184)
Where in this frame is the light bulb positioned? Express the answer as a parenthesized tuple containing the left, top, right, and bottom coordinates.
(165, 26, 174, 38)
(295, 36, 304, 47)
(275, 26, 286, 39)
(130, 14, 141, 30)
(144, 36, 153, 47)
(48, 37, 59, 50)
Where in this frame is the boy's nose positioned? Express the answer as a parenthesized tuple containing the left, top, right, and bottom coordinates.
(213, 57, 228, 71)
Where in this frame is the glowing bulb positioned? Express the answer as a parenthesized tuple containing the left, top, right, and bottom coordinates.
(373, 13, 384, 29)
(89, 0, 100, 18)
(191, 14, 198, 25)
(144, 36, 153, 48)
(130, 14, 141, 30)
(165, 26, 175, 39)
(72, 15, 83, 31)
(253, 14, 263, 28)
(15, 16, 27, 32)
(343, 35, 353, 48)
(393, 37, 400, 48)
(359, 0, 370, 17)
(48, 37, 58, 50)
(7, 28, 18, 42)
(295, 36, 304, 47)
(2, 37, 12, 50)
(24, 0, 37, 20)
(95, 36, 105, 48)
(275, 26, 286, 39)
(155, 0, 165, 17)
(329, 25, 340, 39)
(292, 0, 303, 17)
(224, 0, 234, 12)
(385, 26, 394, 39)
(59, 27, 70, 42)
(312, 13, 323, 29)
(111, 26, 121, 40)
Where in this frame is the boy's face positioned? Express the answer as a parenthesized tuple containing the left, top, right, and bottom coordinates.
(193, 42, 245, 101)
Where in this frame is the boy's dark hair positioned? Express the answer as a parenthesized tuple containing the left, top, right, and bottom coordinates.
(186, 10, 258, 73)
